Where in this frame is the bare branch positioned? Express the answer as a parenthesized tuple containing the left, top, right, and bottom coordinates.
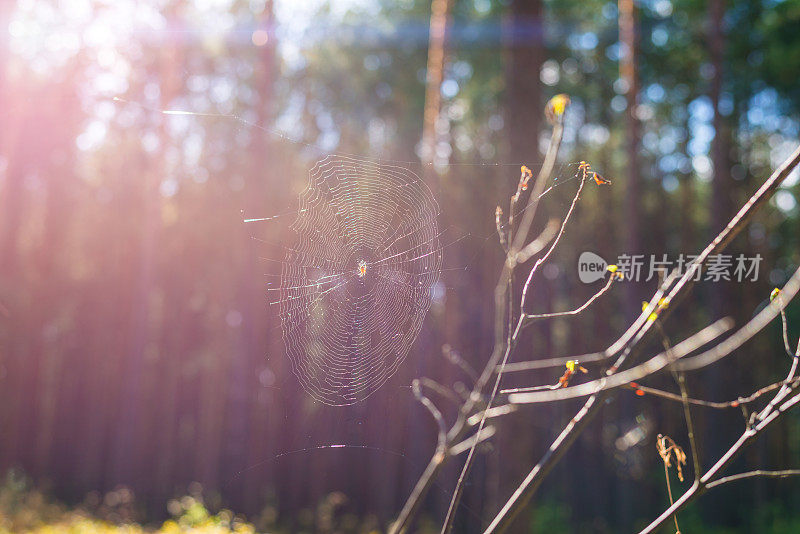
(449, 426, 496, 456)
(499, 351, 609, 373)
(484, 144, 800, 534)
(495, 206, 508, 250)
(507, 318, 733, 404)
(418, 377, 463, 407)
(675, 267, 800, 371)
(625, 377, 800, 409)
(638, 334, 800, 534)
(484, 387, 605, 532)
(705, 469, 800, 489)
(676, 372, 701, 482)
(389, 380, 450, 534)
(507, 120, 565, 257)
(507, 267, 800, 405)
(779, 297, 794, 358)
(501, 383, 561, 395)
(442, 344, 479, 384)
(412, 379, 447, 452)
(514, 218, 559, 265)
(466, 404, 518, 426)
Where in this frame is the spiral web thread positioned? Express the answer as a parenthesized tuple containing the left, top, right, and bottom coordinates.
(277, 155, 442, 405)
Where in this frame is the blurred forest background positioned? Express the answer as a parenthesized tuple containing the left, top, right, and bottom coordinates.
(1, 0, 800, 532)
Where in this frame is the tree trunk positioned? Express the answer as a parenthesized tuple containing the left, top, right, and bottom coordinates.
(619, 0, 641, 323)
(420, 0, 451, 167)
(617, 0, 641, 527)
(705, 0, 737, 525)
(499, 1, 546, 531)
(709, 0, 733, 317)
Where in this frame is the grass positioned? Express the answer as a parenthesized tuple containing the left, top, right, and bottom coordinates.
(0, 472, 255, 534)
(0, 471, 390, 534)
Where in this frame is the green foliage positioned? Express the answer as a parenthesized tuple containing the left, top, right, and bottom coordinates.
(759, 0, 800, 113)
(664, 501, 800, 534)
(528, 500, 574, 533)
(0, 472, 255, 534)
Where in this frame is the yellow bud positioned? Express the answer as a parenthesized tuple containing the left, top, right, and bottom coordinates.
(642, 301, 659, 322)
(607, 264, 618, 273)
(545, 94, 571, 124)
(551, 94, 569, 115)
(771, 288, 781, 301)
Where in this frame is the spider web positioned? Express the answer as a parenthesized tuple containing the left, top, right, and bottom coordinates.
(275, 155, 442, 405)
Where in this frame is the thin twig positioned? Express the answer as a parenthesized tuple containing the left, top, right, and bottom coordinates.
(496, 206, 508, 251)
(780, 302, 794, 358)
(624, 377, 800, 409)
(660, 323, 701, 485)
(466, 404, 518, 426)
(676, 372, 701, 482)
(418, 377, 463, 407)
(756, 337, 800, 423)
(498, 350, 609, 373)
(442, 344, 479, 384)
(520, 166, 587, 312)
(524, 273, 618, 321)
(413, 379, 448, 453)
(501, 383, 561, 395)
(675, 269, 800, 371)
(705, 469, 800, 489)
(449, 426, 496, 456)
